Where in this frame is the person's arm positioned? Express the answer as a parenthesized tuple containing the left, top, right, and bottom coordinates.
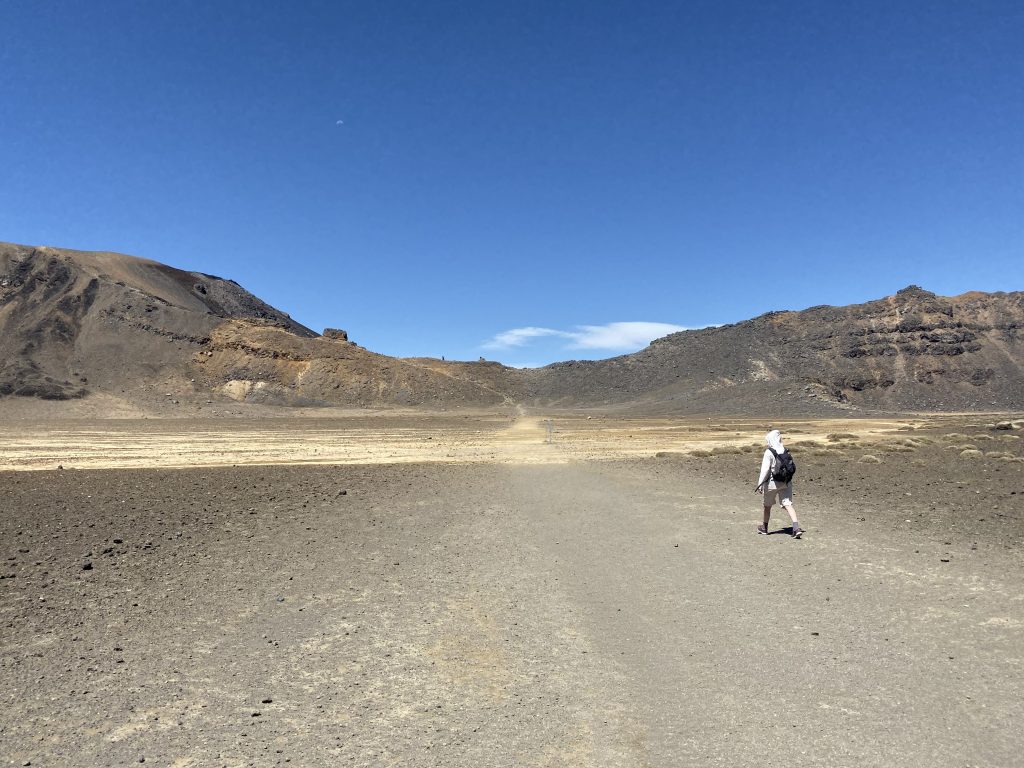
(754, 450, 771, 491)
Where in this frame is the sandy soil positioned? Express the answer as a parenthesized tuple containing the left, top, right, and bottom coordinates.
(3, 409, 1016, 472)
(2, 411, 1023, 766)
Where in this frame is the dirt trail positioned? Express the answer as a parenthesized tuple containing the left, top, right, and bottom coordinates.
(2, 457, 1021, 766)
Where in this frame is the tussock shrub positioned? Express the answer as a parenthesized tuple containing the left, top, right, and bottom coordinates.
(941, 433, 968, 442)
(798, 441, 824, 449)
(985, 451, 1014, 459)
(912, 459, 928, 467)
(710, 445, 743, 455)
(997, 434, 1021, 442)
(960, 449, 984, 459)
(908, 436, 934, 445)
(882, 444, 917, 453)
(810, 448, 833, 456)
(827, 433, 859, 441)
(946, 443, 978, 452)
(655, 451, 684, 458)
(740, 444, 760, 453)
(690, 449, 713, 458)
(859, 455, 881, 464)
(972, 434, 995, 441)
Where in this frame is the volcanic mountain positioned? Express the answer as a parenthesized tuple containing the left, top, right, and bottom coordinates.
(525, 286, 1024, 413)
(0, 242, 515, 410)
(2, 241, 1022, 414)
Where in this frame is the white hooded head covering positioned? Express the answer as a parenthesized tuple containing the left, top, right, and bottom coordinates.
(765, 429, 785, 453)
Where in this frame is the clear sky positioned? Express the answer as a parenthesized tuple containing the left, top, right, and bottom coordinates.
(1, 1, 1021, 366)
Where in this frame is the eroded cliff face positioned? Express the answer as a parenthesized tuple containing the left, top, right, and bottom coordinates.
(525, 286, 1024, 412)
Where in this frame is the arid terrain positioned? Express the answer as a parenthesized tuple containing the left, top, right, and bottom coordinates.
(3, 241, 1024, 765)
(2, 410, 1023, 766)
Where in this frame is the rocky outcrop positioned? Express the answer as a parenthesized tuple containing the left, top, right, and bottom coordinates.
(2, 240, 1021, 414)
(524, 285, 1024, 412)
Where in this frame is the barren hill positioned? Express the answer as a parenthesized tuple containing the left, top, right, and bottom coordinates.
(524, 286, 1024, 413)
(0, 242, 515, 410)
(2, 241, 1022, 414)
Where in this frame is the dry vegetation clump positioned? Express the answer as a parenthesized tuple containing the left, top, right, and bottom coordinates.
(985, 451, 1015, 459)
(859, 455, 881, 464)
(946, 443, 978, 452)
(810, 448, 834, 456)
(911, 459, 928, 467)
(654, 451, 685, 459)
(797, 440, 825, 449)
(881, 444, 917, 453)
(690, 449, 713, 458)
(997, 434, 1021, 442)
(739, 444, 760, 453)
(972, 434, 996, 441)
(960, 449, 984, 458)
(826, 433, 859, 441)
(710, 445, 743, 456)
(940, 433, 969, 442)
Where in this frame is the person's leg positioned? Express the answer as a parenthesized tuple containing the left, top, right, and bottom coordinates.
(779, 485, 801, 530)
(763, 505, 772, 527)
(783, 502, 798, 525)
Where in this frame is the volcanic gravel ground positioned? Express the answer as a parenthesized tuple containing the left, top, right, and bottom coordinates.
(2, 451, 1023, 767)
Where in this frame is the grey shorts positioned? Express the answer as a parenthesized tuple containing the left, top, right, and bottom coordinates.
(763, 484, 793, 508)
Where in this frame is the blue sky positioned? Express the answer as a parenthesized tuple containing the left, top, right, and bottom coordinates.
(1, 1, 1021, 366)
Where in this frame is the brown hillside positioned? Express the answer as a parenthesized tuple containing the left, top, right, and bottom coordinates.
(0, 243, 518, 409)
(524, 286, 1024, 412)
(2, 241, 1022, 414)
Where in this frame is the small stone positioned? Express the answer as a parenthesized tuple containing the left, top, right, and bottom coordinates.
(82, 562, 93, 571)
(261, 698, 273, 704)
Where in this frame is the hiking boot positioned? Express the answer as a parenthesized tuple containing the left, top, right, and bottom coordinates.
(792, 524, 804, 539)
(756, 523, 768, 535)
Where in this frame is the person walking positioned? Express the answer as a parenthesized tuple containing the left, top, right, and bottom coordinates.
(754, 429, 804, 538)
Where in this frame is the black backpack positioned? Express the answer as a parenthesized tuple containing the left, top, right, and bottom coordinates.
(768, 446, 796, 483)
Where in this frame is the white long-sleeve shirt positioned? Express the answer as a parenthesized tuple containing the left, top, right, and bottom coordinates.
(757, 449, 789, 490)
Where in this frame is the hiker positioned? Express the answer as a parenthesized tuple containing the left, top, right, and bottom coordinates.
(754, 429, 804, 538)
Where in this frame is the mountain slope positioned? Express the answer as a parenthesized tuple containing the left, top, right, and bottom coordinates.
(524, 286, 1024, 412)
(2, 241, 1021, 413)
(0, 242, 518, 408)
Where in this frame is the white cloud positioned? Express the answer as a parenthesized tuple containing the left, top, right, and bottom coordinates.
(482, 321, 690, 352)
(568, 322, 688, 350)
(482, 326, 572, 349)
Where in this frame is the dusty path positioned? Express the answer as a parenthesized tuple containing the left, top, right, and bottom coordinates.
(2, 456, 1021, 766)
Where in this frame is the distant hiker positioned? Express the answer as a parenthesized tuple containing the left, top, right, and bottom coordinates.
(754, 429, 804, 538)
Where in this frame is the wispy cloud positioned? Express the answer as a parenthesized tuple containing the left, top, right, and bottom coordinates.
(483, 326, 573, 349)
(482, 321, 690, 352)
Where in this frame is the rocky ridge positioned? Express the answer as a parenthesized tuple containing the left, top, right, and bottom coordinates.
(2, 241, 1022, 414)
